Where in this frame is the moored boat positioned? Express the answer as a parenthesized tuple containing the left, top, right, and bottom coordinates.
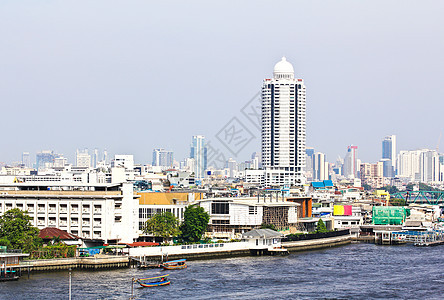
(134, 274, 171, 287)
(161, 259, 187, 270)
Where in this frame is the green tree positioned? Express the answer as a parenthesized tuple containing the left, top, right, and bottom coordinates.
(0, 208, 42, 252)
(362, 184, 372, 191)
(260, 223, 277, 231)
(316, 218, 328, 233)
(383, 185, 399, 194)
(180, 205, 210, 242)
(143, 211, 180, 238)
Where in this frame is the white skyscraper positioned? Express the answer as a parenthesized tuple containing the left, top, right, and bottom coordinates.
(76, 149, 91, 168)
(262, 57, 306, 186)
(190, 135, 207, 179)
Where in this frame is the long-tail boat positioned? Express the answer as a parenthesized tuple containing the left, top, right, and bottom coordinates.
(161, 259, 187, 270)
(134, 274, 171, 287)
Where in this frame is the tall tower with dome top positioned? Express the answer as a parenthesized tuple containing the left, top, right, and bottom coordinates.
(262, 57, 306, 186)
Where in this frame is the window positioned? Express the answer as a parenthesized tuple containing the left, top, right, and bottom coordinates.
(211, 202, 229, 214)
(249, 206, 258, 215)
(212, 220, 229, 225)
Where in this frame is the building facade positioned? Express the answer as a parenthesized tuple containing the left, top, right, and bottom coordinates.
(152, 148, 174, 168)
(190, 135, 207, 179)
(0, 183, 138, 244)
(262, 57, 306, 186)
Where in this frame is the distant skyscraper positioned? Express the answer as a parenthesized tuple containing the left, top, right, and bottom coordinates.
(343, 145, 358, 178)
(313, 152, 328, 181)
(262, 57, 306, 186)
(92, 148, 99, 168)
(152, 148, 174, 167)
(382, 135, 396, 176)
(36, 150, 58, 169)
(76, 149, 91, 167)
(190, 135, 207, 179)
(22, 152, 30, 168)
(103, 150, 108, 164)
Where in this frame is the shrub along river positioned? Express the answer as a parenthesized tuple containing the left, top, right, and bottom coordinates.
(1, 243, 443, 299)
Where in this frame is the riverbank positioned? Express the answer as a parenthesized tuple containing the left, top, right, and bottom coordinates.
(18, 235, 352, 273)
(20, 256, 130, 272)
(283, 235, 352, 252)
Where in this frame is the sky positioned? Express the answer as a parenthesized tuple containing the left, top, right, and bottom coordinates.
(1, 1, 443, 166)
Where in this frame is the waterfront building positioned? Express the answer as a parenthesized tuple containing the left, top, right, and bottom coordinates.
(190, 135, 207, 179)
(136, 192, 203, 237)
(262, 57, 306, 187)
(152, 148, 174, 168)
(76, 149, 91, 168)
(0, 182, 139, 244)
(195, 197, 299, 239)
(382, 135, 397, 176)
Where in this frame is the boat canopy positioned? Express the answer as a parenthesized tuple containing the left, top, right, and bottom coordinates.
(138, 274, 170, 281)
(164, 259, 186, 264)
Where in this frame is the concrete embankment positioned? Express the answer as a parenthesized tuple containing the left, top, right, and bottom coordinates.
(20, 236, 352, 273)
(283, 235, 352, 252)
(23, 256, 130, 272)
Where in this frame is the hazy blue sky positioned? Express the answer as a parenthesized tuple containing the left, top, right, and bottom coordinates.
(1, 1, 443, 165)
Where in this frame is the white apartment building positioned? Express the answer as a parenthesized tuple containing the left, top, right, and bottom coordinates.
(397, 149, 441, 183)
(262, 57, 306, 186)
(0, 182, 139, 244)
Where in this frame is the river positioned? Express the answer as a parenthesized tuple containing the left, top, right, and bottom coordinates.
(1, 243, 443, 299)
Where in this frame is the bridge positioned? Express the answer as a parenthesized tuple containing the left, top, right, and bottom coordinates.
(391, 191, 444, 206)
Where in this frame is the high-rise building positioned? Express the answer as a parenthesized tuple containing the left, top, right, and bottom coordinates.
(190, 135, 207, 179)
(22, 152, 31, 168)
(36, 150, 58, 169)
(360, 161, 384, 188)
(313, 152, 328, 181)
(92, 148, 99, 168)
(152, 148, 174, 168)
(382, 135, 397, 176)
(262, 57, 306, 186)
(343, 145, 358, 178)
(76, 149, 91, 168)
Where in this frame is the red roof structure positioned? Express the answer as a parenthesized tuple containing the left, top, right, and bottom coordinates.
(38, 227, 80, 240)
(121, 242, 159, 247)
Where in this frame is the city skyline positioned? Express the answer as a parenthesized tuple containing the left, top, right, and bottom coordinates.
(1, 1, 443, 165)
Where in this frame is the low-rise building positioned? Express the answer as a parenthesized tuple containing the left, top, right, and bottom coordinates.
(195, 197, 299, 239)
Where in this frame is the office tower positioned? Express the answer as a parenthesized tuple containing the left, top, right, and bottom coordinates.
(382, 135, 397, 176)
(54, 157, 68, 168)
(262, 57, 306, 186)
(420, 150, 440, 182)
(36, 150, 58, 169)
(76, 149, 91, 168)
(102, 150, 108, 165)
(313, 152, 328, 181)
(152, 148, 174, 167)
(190, 135, 207, 179)
(22, 152, 31, 168)
(343, 145, 358, 178)
(305, 147, 315, 181)
(92, 148, 99, 168)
